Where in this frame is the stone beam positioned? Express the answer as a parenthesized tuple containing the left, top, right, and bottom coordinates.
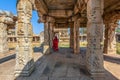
(48, 10, 73, 18)
(55, 23, 69, 28)
(54, 28, 68, 32)
(35, 0, 48, 16)
(55, 18, 70, 24)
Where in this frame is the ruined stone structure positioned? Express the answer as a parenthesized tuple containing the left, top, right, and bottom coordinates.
(0, 10, 41, 50)
(0, 10, 16, 53)
(0, 0, 118, 80)
(8, 32, 41, 49)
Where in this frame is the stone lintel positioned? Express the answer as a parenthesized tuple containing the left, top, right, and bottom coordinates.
(48, 10, 73, 18)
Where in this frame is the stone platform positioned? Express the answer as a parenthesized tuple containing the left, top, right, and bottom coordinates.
(0, 48, 120, 80)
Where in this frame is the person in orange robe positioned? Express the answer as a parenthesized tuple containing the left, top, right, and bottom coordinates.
(52, 36, 59, 51)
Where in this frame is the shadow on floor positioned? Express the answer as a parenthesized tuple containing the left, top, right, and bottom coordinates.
(104, 55, 120, 64)
(14, 48, 120, 80)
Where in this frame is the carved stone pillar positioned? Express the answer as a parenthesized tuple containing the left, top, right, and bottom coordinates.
(49, 23, 53, 52)
(15, 0, 34, 76)
(86, 0, 104, 79)
(103, 24, 109, 54)
(49, 23, 54, 51)
(43, 22, 50, 54)
(70, 23, 74, 49)
(0, 17, 8, 53)
(73, 21, 77, 54)
(104, 23, 116, 54)
(76, 20, 80, 54)
(73, 20, 80, 54)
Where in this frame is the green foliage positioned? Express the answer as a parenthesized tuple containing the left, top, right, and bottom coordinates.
(117, 42, 120, 55)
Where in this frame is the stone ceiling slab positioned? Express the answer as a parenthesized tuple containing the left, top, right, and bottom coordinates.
(43, 0, 77, 10)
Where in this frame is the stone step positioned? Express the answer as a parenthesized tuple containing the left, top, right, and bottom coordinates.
(0, 54, 15, 64)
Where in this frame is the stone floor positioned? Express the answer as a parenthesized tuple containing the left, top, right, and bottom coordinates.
(0, 48, 120, 80)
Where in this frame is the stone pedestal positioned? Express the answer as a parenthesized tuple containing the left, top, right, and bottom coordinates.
(15, 0, 34, 77)
(0, 22, 8, 53)
(86, 0, 104, 79)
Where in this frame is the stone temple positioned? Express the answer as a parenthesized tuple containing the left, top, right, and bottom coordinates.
(0, 0, 120, 80)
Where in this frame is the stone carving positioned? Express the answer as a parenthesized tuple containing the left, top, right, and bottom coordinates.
(17, 0, 32, 35)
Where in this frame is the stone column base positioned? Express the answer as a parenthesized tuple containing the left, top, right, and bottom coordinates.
(91, 72, 105, 80)
(43, 45, 50, 54)
(15, 59, 34, 77)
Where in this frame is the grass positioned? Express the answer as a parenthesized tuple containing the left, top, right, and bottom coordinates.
(117, 42, 120, 55)
(80, 42, 87, 47)
(58, 41, 120, 55)
(59, 41, 70, 47)
(59, 41, 87, 48)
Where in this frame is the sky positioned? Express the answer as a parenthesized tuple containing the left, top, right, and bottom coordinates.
(0, 0, 44, 34)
